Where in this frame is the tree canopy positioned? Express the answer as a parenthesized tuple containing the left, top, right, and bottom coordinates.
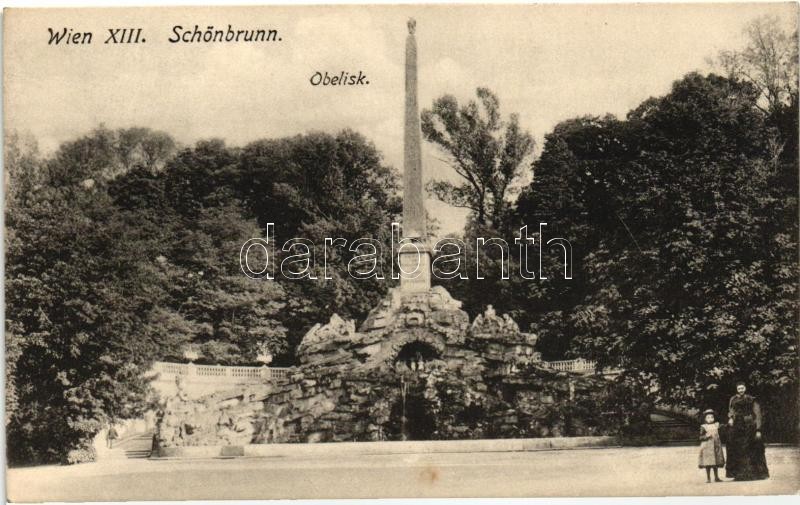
(515, 72, 798, 437)
(421, 87, 534, 228)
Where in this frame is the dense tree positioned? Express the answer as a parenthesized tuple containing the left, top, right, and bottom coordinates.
(420, 88, 540, 334)
(105, 131, 400, 363)
(714, 15, 798, 114)
(104, 131, 399, 364)
(511, 115, 635, 357)
(713, 15, 799, 195)
(158, 202, 289, 365)
(421, 88, 534, 227)
(5, 129, 185, 463)
(516, 73, 798, 438)
(4, 132, 41, 430)
(236, 131, 401, 351)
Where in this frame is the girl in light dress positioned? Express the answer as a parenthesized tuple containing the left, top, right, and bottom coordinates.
(699, 409, 725, 482)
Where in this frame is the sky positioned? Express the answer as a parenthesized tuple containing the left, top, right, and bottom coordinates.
(4, 3, 797, 234)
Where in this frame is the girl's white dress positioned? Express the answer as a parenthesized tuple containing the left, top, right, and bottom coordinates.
(699, 421, 725, 468)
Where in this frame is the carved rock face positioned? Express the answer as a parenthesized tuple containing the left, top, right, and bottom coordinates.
(155, 286, 613, 448)
(154, 385, 272, 448)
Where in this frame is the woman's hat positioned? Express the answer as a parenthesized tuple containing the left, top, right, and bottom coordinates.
(703, 409, 716, 416)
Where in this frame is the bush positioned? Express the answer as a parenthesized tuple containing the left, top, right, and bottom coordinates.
(63, 445, 97, 465)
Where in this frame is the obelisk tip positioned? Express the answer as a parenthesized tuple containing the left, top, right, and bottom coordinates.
(407, 18, 416, 35)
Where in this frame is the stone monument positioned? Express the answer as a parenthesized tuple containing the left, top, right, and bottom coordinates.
(399, 17, 431, 293)
(153, 20, 614, 453)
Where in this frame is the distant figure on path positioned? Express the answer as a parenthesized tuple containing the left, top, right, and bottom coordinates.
(698, 409, 724, 482)
(106, 424, 119, 449)
(725, 382, 769, 480)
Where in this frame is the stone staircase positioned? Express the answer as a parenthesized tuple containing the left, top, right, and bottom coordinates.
(110, 432, 154, 459)
(650, 410, 697, 445)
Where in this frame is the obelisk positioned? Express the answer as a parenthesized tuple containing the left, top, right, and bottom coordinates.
(398, 18, 431, 292)
(403, 18, 425, 240)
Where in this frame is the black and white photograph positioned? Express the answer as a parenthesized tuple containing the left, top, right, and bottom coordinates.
(3, 2, 799, 501)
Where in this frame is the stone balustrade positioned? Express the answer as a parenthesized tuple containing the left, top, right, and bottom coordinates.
(544, 358, 597, 373)
(543, 359, 623, 377)
(150, 362, 291, 399)
(152, 361, 291, 381)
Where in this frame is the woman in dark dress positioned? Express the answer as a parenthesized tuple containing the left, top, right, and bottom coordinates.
(725, 382, 769, 480)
